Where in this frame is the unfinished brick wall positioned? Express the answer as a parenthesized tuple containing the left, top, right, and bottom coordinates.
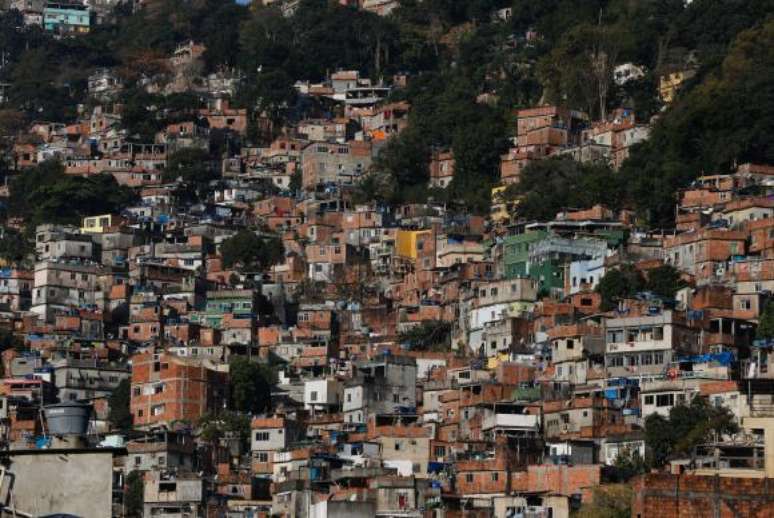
(632, 473, 774, 518)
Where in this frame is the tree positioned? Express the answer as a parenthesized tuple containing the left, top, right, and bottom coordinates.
(0, 228, 32, 266)
(9, 160, 138, 232)
(0, 329, 24, 353)
(220, 230, 284, 271)
(621, 18, 774, 227)
(756, 300, 774, 340)
(574, 484, 633, 518)
(645, 397, 738, 467)
(538, 22, 631, 119)
(611, 447, 646, 482)
(108, 379, 133, 432)
(596, 265, 645, 311)
(229, 356, 274, 414)
(645, 264, 684, 300)
(508, 157, 624, 222)
(399, 320, 452, 352)
(164, 147, 216, 185)
(124, 470, 144, 518)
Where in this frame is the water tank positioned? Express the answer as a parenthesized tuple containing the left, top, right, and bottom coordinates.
(44, 402, 92, 436)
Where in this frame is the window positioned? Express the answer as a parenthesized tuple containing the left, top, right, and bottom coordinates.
(654, 352, 664, 364)
(134, 456, 141, 466)
(346, 393, 352, 402)
(566, 339, 574, 349)
(257, 453, 269, 462)
(491, 472, 499, 482)
(255, 432, 270, 442)
(608, 356, 624, 367)
(434, 446, 446, 457)
(642, 354, 653, 365)
(310, 391, 318, 402)
(644, 395, 654, 405)
(465, 474, 474, 483)
(393, 394, 400, 403)
(656, 394, 674, 407)
(151, 404, 165, 416)
(394, 442, 401, 451)
(607, 330, 623, 343)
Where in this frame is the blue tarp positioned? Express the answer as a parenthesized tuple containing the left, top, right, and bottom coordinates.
(678, 351, 734, 366)
(604, 388, 619, 399)
(428, 462, 446, 474)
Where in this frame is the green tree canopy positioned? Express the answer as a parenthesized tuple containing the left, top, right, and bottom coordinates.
(621, 18, 774, 227)
(229, 356, 275, 414)
(644, 396, 738, 467)
(9, 160, 138, 232)
(124, 470, 144, 518)
(645, 264, 685, 300)
(108, 378, 133, 432)
(756, 300, 774, 340)
(399, 320, 452, 352)
(596, 265, 645, 311)
(510, 157, 624, 222)
(0, 228, 33, 266)
(220, 230, 284, 271)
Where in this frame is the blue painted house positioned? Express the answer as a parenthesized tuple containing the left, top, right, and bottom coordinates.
(43, 1, 90, 34)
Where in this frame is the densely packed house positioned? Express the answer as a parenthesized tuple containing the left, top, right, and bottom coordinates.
(0, 5, 771, 517)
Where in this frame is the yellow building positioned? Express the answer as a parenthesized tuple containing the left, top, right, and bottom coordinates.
(490, 185, 510, 223)
(658, 69, 696, 103)
(395, 229, 433, 260)
(81, 214, 115, 234)
(491, 185, 520, 225)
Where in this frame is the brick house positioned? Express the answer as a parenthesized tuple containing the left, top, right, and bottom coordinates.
(130, 351, 229, 428)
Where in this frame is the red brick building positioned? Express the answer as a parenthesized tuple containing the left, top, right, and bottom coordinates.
(130, 351, 229, 427)
(632, 473, 774, 518)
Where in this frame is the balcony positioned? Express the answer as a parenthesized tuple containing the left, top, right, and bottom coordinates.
(482, 413, 540, 432)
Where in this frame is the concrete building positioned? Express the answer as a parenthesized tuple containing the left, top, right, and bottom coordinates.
(343, 355, 417, 424)
(130, 351, 229, 428)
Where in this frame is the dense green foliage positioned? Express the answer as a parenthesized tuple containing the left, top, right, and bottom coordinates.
(756, 300, 774, 340)
(124, 470, 144, 518)
(596, 265, 644, 311)
(220, 229, 284, 271)
(644, 397, 738, 467)
(597, 263, 687, 309)
(507, 157, 623, 221)
(399, 320, 452, 352)
(229, 356, 274, 414)
(108, 379, 133, 432)
(575, 484, 633, 518)
(163, 147, 217, 201)
(0, 0, 771, 220)
(0, 228, 33, 266)
(8, 160, 137, 232)
(645, 264, 685, 300)
(622, 17, 774, 227)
